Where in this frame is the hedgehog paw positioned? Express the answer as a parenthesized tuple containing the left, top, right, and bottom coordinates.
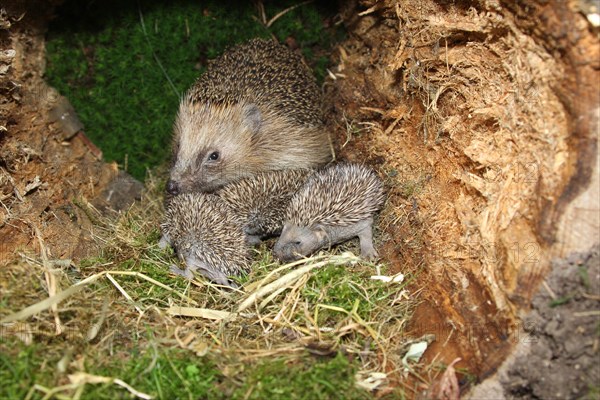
(360, 245, 379, 260)
(244, 234, 262, 246)
(185, 255, 238, 289)
(169, 264, 193, 280)
(357, 218, 378, 260)
(158, 234, 171, 250)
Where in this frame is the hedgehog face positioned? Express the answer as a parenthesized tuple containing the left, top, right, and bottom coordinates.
(273, 223, 328, 262)
(168, 102, 261, 194)
(182, 251, 236, 288)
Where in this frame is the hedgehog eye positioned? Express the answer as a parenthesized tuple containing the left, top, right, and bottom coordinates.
(208, 151, 220, 161)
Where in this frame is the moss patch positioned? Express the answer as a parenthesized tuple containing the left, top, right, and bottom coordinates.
(231, 353, 369, 400)
(0, 335, 373, 399)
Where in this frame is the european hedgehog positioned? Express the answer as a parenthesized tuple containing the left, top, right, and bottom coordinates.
(216, 169, 312, 244)
(273, 163, 385, 262)
(167, 38, 332, 194)
(159, 193, 250, 287)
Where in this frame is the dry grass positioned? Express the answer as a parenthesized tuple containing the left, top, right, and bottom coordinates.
(0, 171, 421, 398)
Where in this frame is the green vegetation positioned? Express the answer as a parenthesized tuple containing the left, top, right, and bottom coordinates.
(232, 354, 369, 400)
(0, 180, 414, 398)
(45, 0, 344, 180)
(303, 264, 391, 320)
(549, 294, 574, 308)
(578, 265, 591, 288)
(0, 340, 221, 399)
(583, 385, 600, 400)
(6, 6, 419, 395)
(0, 337, 370, 399)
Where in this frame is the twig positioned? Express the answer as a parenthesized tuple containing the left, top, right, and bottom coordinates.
(1, 270, 197, 324)
(106, 273, 142, 314)
(69, 372, 153, 399)
(166, 306, 234, 320)
(266, 0, 314, 28)
(107, 270, 198, 305)
(542, 280, 557, 300)
(1, 272, 103, 323)
(574, 311, 600, 317)
(138, 0, 179, 98)
(31, 224, 63, 334)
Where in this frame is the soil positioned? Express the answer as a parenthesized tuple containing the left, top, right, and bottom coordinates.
(508, 248, 600, 399)
(0, 1, 142, 266)
(468, 246, 600, 399)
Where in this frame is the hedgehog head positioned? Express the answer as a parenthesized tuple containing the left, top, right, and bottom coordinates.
(273, 223, 329, 262)
(180, 248, 237, 288)
(167, 98, 262, 194)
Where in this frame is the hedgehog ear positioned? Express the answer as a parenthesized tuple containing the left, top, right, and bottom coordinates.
(242, 103, 262, 135)
(313, 224, 329, 243)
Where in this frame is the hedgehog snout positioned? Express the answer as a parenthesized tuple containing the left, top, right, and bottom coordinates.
(274, 224, 310, 261)
(166, 179, 180, 195)
(273, 241, 301, 262)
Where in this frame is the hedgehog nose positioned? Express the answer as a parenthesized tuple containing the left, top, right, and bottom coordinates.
(166, 179, 180, 195)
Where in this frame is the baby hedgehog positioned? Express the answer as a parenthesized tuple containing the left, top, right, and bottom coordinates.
(273, 163, 385, 262)
(167, 38, 332, 194)
(159, 193, 250, 287)
(216, 169, 312, 244)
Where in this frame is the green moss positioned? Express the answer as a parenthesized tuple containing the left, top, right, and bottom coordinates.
(0, 338, 372, 399)
(45, 0, 344, 180)
(0, 337, 222, 399)
(0, 222, 408, 400)
(302, 264, 391, 322)
(0, 345, 47, 399)
(231, 353, 369, 400)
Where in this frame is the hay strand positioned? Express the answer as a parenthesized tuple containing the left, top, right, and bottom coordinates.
(166, 306, 234, 321)
(237, 252, 360, 313)
(1, 270, 197, 324)
(1, 272, 103, 324)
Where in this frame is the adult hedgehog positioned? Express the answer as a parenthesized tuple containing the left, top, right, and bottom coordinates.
(167, 38, 332, 194)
